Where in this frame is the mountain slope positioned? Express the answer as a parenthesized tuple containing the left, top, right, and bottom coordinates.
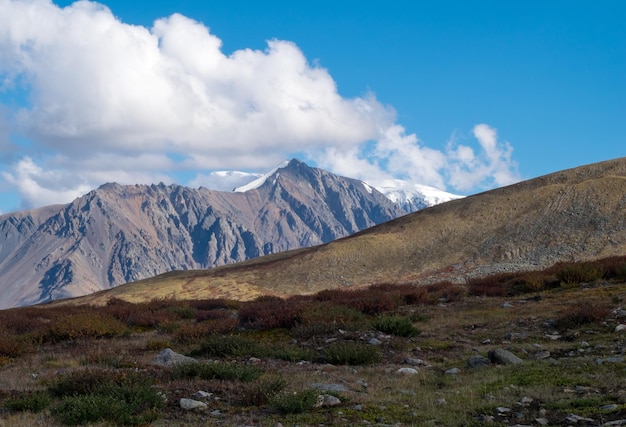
(0, 159, 404, 309)
(72, 157, 626, 305)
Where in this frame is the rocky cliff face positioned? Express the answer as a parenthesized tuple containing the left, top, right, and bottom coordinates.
(0, 160, 405, 308)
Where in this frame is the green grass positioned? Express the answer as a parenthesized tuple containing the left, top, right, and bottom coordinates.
(2, 257, 626, 426)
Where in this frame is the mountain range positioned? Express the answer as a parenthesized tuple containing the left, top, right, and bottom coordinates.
(69, 156, 626, 306)
(0, 159, 459, 309)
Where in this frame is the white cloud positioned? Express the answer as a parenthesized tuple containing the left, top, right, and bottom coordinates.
(0, 1, 520, 209)
(188, 171, 262, 191)
(445, 124, 519, 191)
(2, 157, 93, 208)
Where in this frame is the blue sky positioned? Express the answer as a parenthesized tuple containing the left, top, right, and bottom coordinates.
(0, 0, 624, 213)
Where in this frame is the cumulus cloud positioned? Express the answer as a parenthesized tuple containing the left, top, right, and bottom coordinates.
(2, 157, 93, 208)
(445, 124, 519, 191)
(0, 0, 520, 209)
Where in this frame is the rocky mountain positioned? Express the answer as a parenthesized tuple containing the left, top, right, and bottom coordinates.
(0, 159, 407, 309)
(70, 157, 626, 306)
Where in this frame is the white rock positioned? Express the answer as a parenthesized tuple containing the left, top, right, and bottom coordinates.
(615, 324, 626, 332)
(180, 398, 208, 411)
(396, 367, 418, 375)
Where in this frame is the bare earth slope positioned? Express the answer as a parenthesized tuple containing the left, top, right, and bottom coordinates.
(0, 160, 403, 308)
(74, 157, 626, 305)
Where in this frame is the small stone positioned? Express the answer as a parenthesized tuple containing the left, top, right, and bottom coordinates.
(153, 348, 197, 367)
(210, 409, 221, 416)
(192, 390, 212, 399)
(520, 396, 534, 405)
(368, 337, 382, 345)
(435, 398, 447, 405)
(404, 358, 423, 366)
(544, 333, 561, 340)
(535, 418, 549, 426)
(601, 404, 619, 411)
(444, 367, 460, 375)
(616, 324, 626, 332)
(180, 398, 207, 411)
(481, 338, 492, 344)
(320, 394, 341, 407)
(580, 341, 590, 348)
(533, 350, 551, 360)
(496, 406, 511, 414)
(565, 413, 595, 423)
(502, 302, 514, 308)
(396, 367, 418, 375)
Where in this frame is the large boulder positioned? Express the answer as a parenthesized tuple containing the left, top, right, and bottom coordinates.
(488, 348, 523, 365)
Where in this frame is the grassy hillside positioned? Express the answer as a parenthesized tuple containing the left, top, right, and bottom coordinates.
(61, 157, 626, 307)
(2, 256, 626, 426)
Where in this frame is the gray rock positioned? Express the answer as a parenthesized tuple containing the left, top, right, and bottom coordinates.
(192, 390, 212, 399)
(566, 413, 595, 423)
(404, 357, 424, 366)
(535, 417, 549, 425)
(396, 367, 418, 375)
(309, 383, 349, 392)
(533, 349, 551, 360)
(153, 348, 197, 367)
(180, 398, 207, 410)
(320, 394, 341, 407)
(445, 367, 460, 375)
(596, 356, 625, 365)
(368, 337, 382, 345)
(467, 355, 491, 368)
(488, 348, 523, 365)
(615, 324, 626, 332)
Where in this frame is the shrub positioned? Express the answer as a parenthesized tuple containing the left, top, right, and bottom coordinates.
(557, 303, 611, 329)
(368, 283, 428, 305)
(426, 281, 467, 302)
(170, 361, 263, 382)
(5, 391, 51, 412)
(291, 303, 368, 339)
(0, 335, 31, 358)
(556, 262, 603, 285)
(188, 298, 241, 311)
(322, 341, 381, 365)
(190, 334, 260, 358)
(239, 296, 303, 329)
(170, 305, 197, 320)
(173, 322, 212, 344)
(49, 312, 128, 341)
(146, 339, 171, 351)
(270, 389, 320, 414)
(48, 369, 164, 426)
(239, 375, 287, 406)
(373, 314, 420, 337)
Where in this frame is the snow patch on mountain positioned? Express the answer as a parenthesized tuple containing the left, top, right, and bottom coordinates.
(234, 161, 290, 192)
(371, 179, 464, 213)
(229, 160, 462, 213)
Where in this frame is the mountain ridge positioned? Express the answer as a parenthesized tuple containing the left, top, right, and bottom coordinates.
(69, 156, 626, 306)
(0, 159, 416, 309)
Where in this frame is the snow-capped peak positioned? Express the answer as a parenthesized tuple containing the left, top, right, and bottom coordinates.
(233, 160, 290, 192)
(370, 179, 464, 213)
